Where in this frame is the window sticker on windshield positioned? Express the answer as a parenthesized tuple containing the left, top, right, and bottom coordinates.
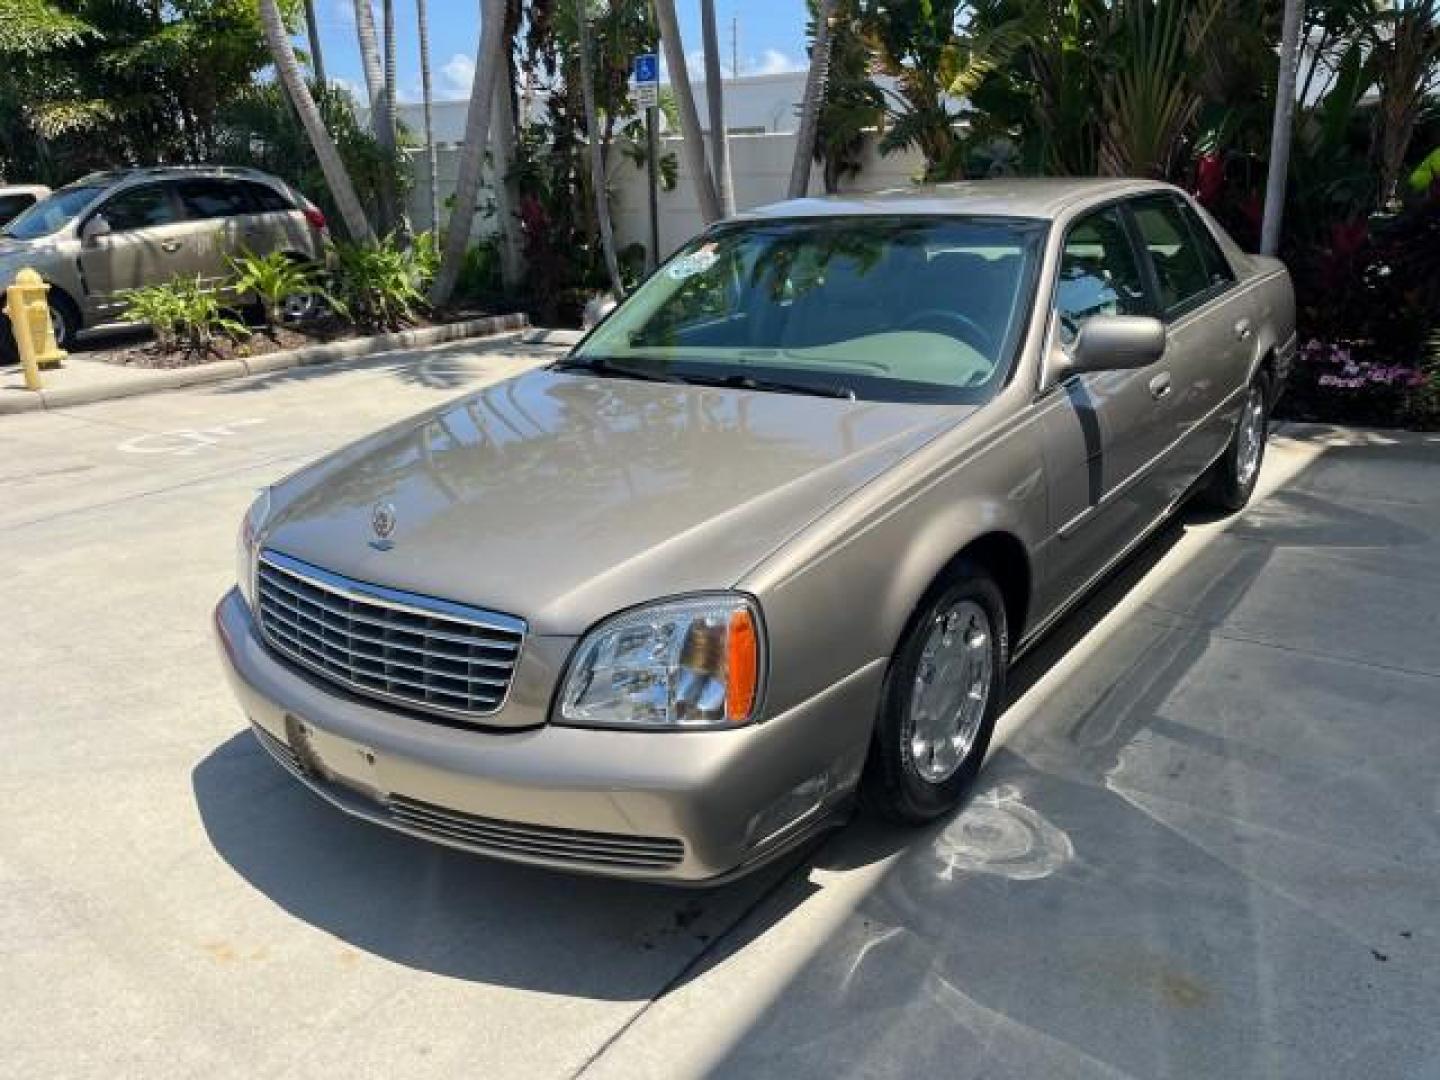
(667, 243, 719, 280)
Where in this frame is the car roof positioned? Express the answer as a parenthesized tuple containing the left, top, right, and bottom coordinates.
(738, 178, 1176, 223)
(72, 165, 282, 188)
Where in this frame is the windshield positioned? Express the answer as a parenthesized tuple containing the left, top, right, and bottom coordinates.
(574, 216, 1046, 403)
(2, 184, 106, 240)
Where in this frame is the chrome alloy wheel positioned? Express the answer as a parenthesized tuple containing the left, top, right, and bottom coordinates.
(907, 600, 994, 784)
(1236, 385, 1267, 487)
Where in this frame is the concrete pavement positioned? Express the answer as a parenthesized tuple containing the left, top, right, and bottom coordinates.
(2, 345, 1437, 1079)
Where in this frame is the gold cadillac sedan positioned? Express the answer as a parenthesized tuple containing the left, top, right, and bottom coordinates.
(215, 179, 1295, 883)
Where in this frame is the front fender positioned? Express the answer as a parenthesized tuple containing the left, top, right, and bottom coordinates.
(742, 409, 1047, 722)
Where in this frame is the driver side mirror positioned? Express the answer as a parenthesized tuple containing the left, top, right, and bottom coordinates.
(80, 214, 112, 244)
(1051, 315, 1166, 383)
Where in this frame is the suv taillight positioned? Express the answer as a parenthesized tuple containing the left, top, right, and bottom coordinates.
(302, 207, 326, 231)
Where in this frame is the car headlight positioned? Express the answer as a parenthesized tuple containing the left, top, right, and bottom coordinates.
(235, 488, 271, 612)
(558, 594, 764, 729)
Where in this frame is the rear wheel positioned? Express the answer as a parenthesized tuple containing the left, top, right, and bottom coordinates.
(861, 566, 1009, 824)
(48, 293, 79, 350)
(1201, 370, 1270, 513)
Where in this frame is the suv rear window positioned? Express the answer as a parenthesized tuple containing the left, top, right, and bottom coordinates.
(177, 178, 252, 219)
(241, 182, 294, 213)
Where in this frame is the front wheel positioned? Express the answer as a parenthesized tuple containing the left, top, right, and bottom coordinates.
(861, 567, 1009, 824)
(1201, 371, 1270, 513)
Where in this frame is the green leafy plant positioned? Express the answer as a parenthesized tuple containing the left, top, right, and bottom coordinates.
(327, 231, 438, 332)
(120, 276, 249, 354)
(228, 249, 325, 330)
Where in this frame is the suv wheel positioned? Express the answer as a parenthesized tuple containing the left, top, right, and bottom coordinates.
(861, 565, 1009, 824)
(49, 295, 79, 350)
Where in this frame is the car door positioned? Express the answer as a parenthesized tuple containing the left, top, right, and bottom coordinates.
(1036, 204, 1175, 600)
(1127, 194, 1250, 501)
(77, 182, 192, 318)
(174, 177, 255, 292)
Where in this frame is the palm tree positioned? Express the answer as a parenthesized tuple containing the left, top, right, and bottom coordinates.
(653, 0, 721, 223)
(258, 0, 373, 244)
(302, 0, 326, 85)
(790, 0, 837, 198)
(699, 0, 734, 214)
(491, 63, 525, 295)
(416, 0, 439, 232)
(575, 0, 625, 297)
(352, 0, 395, 231)
(1262, 0, 1304, 253)
(431, 0, 509, 306)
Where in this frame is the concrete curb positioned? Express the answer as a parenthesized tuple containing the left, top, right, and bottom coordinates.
(0, 312, 529, 415)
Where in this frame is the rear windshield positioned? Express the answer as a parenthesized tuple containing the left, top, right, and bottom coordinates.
(575, 216, 1047, 403)
(2, 184, 106, 240)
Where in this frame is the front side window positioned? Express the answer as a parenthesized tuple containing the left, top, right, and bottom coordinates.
(574, 216, 1047, 403)
(177, 178, 251, 220)
(1131, 196, 1217, 314)
(2, 184, 105, 239)
(98, 184, 180, 232)
(1055, 207, 1150, 342)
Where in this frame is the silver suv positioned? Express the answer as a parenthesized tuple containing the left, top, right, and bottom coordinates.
(0, 166, 327, 352)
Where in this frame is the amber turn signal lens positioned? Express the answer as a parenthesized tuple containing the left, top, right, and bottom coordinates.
(725, 608, 759, 722)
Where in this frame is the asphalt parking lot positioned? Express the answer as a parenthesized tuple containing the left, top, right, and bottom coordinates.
(3, 337, 1437, 1079)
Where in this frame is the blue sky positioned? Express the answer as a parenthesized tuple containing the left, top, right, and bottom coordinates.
(306, 1, 813, 104)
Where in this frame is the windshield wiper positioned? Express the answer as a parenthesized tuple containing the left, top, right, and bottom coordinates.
(685, 372, 857, 400)
(549, 356, 682, 384)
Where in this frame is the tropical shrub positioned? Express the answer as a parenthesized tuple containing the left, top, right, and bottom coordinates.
(328, 232, 438, 332)
(228, 250, 324, 329)
(120, 276, 249, 353)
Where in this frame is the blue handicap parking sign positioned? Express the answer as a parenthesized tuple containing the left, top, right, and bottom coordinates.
(633, 53, 659, 86)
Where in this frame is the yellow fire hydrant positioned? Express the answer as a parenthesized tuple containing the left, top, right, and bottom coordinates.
(5, 267, 67, 391)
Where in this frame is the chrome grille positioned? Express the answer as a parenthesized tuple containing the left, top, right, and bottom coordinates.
(389, 795, 686, 870)
(256, 550, 525, 720)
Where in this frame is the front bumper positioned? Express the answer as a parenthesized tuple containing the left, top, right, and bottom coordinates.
(213, 589, 880, 883)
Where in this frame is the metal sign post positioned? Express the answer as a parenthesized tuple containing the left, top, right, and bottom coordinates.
(633, 53, 661, 272)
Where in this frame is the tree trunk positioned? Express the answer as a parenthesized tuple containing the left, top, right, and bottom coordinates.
(417, 0, 439, 233)
(654, 0, 721, 223)
(575, 0, 625, 297)
(303, 0, 326, 85)
(700, 0, 735, 215)
(492, 65, 525, 295)
(354, 0, 395, 232)
(789, 0, 836, 198)
(259, 0, 373, 244)
(1261, 0, 1303, 255)
(431, 0, 508, 306)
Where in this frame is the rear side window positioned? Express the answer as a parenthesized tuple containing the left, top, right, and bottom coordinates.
(241, 181, 294, 213)
(1055, 206, 1151, 339)
(1131, 196, 1217, 314)
(0, 194, 36, 222)
(177, 178, 252, 219)
(99, 184, 180, 232)
(1179, 203, 1235, 288)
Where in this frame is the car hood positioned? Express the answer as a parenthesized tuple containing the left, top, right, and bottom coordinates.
(262, 367, 971, 634)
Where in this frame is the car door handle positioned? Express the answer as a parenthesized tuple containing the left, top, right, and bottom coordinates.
(1234, 318, 1253, 341)
(160, 239, 183, 253)
(1149, 372, 1173, 400)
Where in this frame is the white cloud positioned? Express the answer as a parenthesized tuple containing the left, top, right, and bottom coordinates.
(752, 49, 804, 76)
(439, 53, 476, 99)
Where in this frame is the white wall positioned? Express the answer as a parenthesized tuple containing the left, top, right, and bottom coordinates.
(403, 129, 926, 260)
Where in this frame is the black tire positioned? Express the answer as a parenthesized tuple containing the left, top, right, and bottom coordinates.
(861, 564, 1009, 824)
(1200, 369, 1271, 513)
(48, 292, 80, 351)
